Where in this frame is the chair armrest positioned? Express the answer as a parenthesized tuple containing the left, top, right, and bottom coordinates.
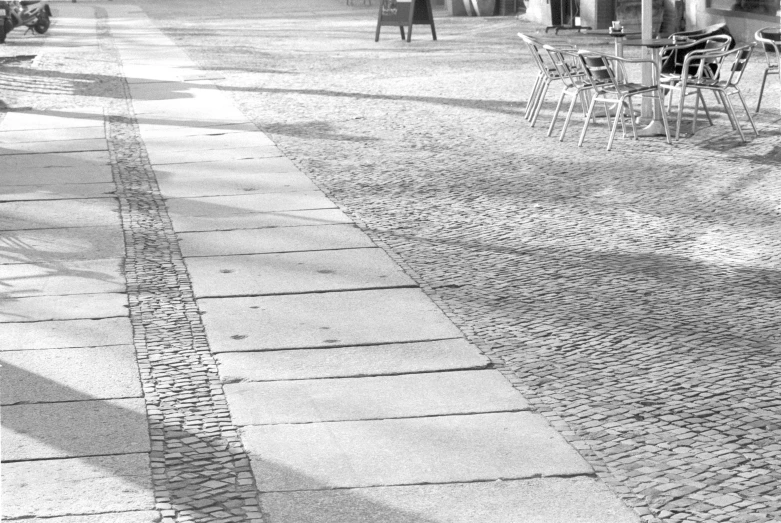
(606, 56, 661, 81)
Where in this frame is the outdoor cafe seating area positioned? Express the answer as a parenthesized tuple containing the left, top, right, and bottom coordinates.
(520, 23, 781, 150)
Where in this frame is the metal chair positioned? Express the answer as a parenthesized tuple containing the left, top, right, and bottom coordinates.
(670, 23, 735, 48)
(675, 43, 757, 142)
(577, 51, 671, 151)
(754, 27, 781, 113)
(658, 35, 732, 138)
(543, 44, 596, 141)
(518, 33, 577, 127)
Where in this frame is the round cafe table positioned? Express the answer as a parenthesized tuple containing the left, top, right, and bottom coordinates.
(585, 29, 642, 57)
(621, 38, 673, 136)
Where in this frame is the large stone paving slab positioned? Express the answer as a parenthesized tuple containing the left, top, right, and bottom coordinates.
(165, 191, 336, 220)
(19, 512, 162, 523)
(1, 398, 150, 460)
(18, 512, 162, 523)
(142, 131, 275, 150)
(0, 345, 142, 405)
(0, 110, 104, 131)
(225, 370, 527, 425)
(0, 198, 119, 230)
(0, 318, 132, 350)
(2, 454, 155, 518)
(0, 226, 125, 263)
(171, 207, 352, 233)
(179, 224, 374, 257)
(260, 478, 640, 523)
(0, 183, 117, 202)
(0, 138, 107, 155)
(155, 157, 300, 176)
(243, 412, 593, 491)
(155, 162, 317, 198)
(0, 151, 111, 185)
(216, 339, 489, 382)
(0, 258, 125, 297)
(0, 293, 128, 322)
(185, 248, 414, 297)
(0, 126, 105, 143)
(146, 145, 283, 165)
(200, 288, 464, 352)
(138, 121, 258, 139)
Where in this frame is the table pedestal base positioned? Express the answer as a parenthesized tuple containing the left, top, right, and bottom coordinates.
(636, 120, 668, 137)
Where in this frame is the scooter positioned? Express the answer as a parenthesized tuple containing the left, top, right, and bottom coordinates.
(0, 0, 52, 44)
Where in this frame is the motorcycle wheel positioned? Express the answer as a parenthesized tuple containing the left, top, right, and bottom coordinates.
(32, 14, 48, 34)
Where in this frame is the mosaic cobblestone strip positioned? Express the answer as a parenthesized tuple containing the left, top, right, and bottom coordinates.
(95, 9, 265, 523)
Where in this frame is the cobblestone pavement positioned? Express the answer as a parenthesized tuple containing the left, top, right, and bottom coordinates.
(2, 7, 263, 522)
(126, 1, 781, 522)
(3, 1, 781, 522)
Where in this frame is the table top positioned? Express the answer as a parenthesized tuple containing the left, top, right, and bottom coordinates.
(621, 38, 673, 48)
(586, 29, 642, 38)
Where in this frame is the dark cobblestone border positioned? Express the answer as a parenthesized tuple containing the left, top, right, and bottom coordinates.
(96, 8, 265, 523)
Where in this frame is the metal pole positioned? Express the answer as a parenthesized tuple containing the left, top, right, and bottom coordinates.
(641, 0, 653, 116)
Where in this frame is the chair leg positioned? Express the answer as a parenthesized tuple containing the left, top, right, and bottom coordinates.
(698, 90, 713, 126)
(626, 97, 638, 139)
(722, 93, 746, 142)
(578, 97, 598, 147)
(656, 89, 672, 145)
(560, 94, 580, 142)
(548, 90, 568, 137)
(735, 90, 758, 137)
(676, 85, 687, 140)
(716, 91, 738, 132)
(666, 84, 676, 114)
(756, 68, 769, 113)
(581, 91, 597, 124)
(607, 97, 625, 151)
(525, 75, 542, 120)
(692, 92, 701, 136)
(530, 81, 551, 127)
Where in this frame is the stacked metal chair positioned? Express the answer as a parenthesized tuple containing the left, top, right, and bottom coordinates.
(518, 33, 578, 128)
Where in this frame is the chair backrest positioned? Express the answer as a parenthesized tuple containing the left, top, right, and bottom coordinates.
(661, 34, 732, 76)
(684, 43, 755, 88)
(543, 44, 584, 89)
(755, 27, 781, 68)
(672, 22, 735, 49)
(722, 44, 755, 88)
(518, 33, 559, 80)
(577, 51, 620, 93)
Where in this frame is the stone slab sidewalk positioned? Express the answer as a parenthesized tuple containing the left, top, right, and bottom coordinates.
(0, 4, 639, 522)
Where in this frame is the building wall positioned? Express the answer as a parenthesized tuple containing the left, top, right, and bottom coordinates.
(688, 0, 780, 42)
(525, 0, 778, 39)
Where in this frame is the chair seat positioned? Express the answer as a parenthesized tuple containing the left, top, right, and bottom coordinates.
(599, 83, 657, 96)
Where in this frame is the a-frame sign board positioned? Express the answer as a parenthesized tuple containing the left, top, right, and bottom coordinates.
(375, 0, 436, 43)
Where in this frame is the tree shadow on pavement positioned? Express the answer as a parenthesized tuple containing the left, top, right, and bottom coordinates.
(0, 362, 442, 523)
